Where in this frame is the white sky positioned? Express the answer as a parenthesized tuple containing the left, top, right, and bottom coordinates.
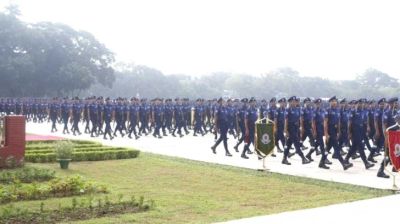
(1, 0, 400, 80)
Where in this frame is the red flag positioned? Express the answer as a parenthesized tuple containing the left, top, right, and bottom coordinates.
(387, 130, 400, 171)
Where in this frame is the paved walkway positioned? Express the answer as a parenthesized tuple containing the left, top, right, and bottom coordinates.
(26, 122, 400, 224)
(218, 193, 400, 224)
(26, 122, 399, 190)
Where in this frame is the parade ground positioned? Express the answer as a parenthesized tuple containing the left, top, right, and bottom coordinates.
(26, 122, 400, 223)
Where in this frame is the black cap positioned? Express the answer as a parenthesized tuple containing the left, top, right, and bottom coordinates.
(328, 96, 337, 102)
(278, 98, 286, 103)
(288, 96, 296, 102)
(378, 98, 386, 104)
(303, 97, 311, 103)
(314, 98, 322, 104)
(388, 97, 398, 104)
(339, 98, 347, 104)
(270, 97, 276, 103)
(249, 97, 256, 102)
(241, 98, 248, 103)
(217, 97, 224, 103)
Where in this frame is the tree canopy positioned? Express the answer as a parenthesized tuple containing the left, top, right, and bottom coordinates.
(0, 6, 115, 97)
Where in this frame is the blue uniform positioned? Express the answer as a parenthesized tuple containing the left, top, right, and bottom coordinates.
(211, 105, 231, 154)
(326, 107, 347, 166)
(103, 103, 114, 139)
(275, 107, 286, 150)
(284, 106, 306, 160)
(302, 106, 315, 147)
(346, 108, 369, 164)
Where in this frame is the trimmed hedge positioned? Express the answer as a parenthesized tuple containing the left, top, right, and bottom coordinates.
(25, 150, 140, 163)
(24, 140, 140, 163)
(26, 146, 125, 154)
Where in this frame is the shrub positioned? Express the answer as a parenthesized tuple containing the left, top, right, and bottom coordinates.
(54, 141, 74, 160)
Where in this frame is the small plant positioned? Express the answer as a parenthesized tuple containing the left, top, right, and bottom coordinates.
(139, 196, 144, 209)
(54, 141, 74, 160)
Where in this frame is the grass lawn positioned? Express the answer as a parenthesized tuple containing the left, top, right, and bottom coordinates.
(1, 152, 392, 224)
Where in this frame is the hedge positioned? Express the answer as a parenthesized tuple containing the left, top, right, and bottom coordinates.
(25, 149, 140, 163)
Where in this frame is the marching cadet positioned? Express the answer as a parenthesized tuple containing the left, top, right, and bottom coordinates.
(103, 97, 114, 140)
(325, 96, 353, 170)
(83, 98, 91, 134)
(139, 99, 150, 136)
(113, 97, 125, 137)
(301, 97, 315, 158)
(89, 97, 99, 137)
(309, 98, 330, 169)
(193, 98, 206, 136)
(360, 99, 376, 161)
(61, 98, 71, 134)
(241, 97, 258, 159)
(49, 97, 59, 133)
(152, 98, 163, 138)
(163, 99, 173, 134)
(275, 98, 286, 153)
(128, 97, 140, 139)
(211, 98, 232, 156)
(259, 99, 268, 123)
(344, 99, 375, 169)
(97, 97, 105, 135)
(282, 96, 310, 165)
(227, 99, 237, 138)
(377, 97, 398, 178)
(338, 98, 350, 150)
(172, 98, 185, 137)
(233, 98, 248, 152)
(374, 98, 386, 153)
(71, 97, 82, 136)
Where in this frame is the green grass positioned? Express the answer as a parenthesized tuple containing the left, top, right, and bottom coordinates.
(2, 153, 392, 224)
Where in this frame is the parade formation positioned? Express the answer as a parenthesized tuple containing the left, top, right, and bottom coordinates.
(0, 95, 398, 178)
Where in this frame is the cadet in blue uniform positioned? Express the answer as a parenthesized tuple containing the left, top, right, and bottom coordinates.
(61, 98, 71, 134)
(193, 99, 206, 136)
(103, 97, 114, 140)
(344, 99, 374, 169)
(172, 98, 185, 137)
(301, 97, 315, 158)
(163, 99, 173, 134)
(275, 98, 287, 153)
(83, 99, 90, 134)
(211, 98, 232, 156)
(89, 97, 99, 137)
(374, 98, 386, 153)
(325, 96, 353, 170)
(113, 98, 126, 137)
(152, 98, 163, 138)
(71, 97, 82, 135)
(49, 97, 60, 132)
(282, 96, 310, 165)
(309, 98, 330, 169)
(139, 99, 150, 136)
(128, 97, 140, 139)
(97, 97, 104, 135)
(338, 98, 350, 150)
(377, 97, 398, 178)
(233, 98, 248, 152)
(241, 97, 258, 159)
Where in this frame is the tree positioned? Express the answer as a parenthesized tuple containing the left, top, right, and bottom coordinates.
(356, 68, 399, 88)
(0, 6, 115, 97)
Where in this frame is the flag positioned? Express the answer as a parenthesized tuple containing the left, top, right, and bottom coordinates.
(255, 122, 275, 157)
(387, 130, 400, 171)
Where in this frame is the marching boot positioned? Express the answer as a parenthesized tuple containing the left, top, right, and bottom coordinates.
(367, 153, 377, 163)
(211, 146, 217, 154)
(325, 158, 333, 165)
(282, 157, 291, 165)
(306, 148, 315, 162)
(342, 162, 353, 171)
(377, 163, 390, 178)
(319, 160, 330, 169)
(365, 162, 375, 169)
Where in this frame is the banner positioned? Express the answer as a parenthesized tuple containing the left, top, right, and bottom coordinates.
(255, 122, 275, 157)
(387, 130, 400, 171)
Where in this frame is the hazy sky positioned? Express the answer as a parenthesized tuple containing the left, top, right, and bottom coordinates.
(1, 0, 400, 79)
